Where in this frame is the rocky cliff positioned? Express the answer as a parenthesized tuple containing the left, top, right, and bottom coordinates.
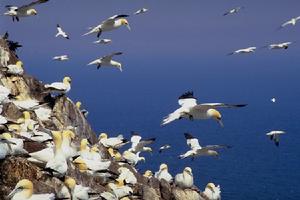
(0, 37, 209, 200)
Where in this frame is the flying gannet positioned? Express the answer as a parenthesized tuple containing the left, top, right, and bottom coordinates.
(154, 163, 173, 183)
(83, 15, 130, 38)
(128, 131, 155, 153)
(55, 24, 69, 39)
(266, 130, 286, 146)
(159, 144, 171, 153)
(203, 183, 221, 200)
(4, 0, 49, 22)
(134, 8, 148, 15)
(175, 167, 194, 189)
(7, 179, 55, 200)
(271, 97, 276, 103)
(179, 133, 231, 159)
(161, 91, 247, 126)
(122, 150, 145, 166)
(280, 16, 300, 28)
(45, 76, 71, 94)
(93, 39, 112, 45)
(228, 47, 256, 55)
(223, 6, 244, 16)
(267, 42, 293, 50)
(53, 55, 69, 61)
(87, 52, 123, 72)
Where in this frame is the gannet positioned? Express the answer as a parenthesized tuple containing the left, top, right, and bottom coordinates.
(93, 39, 112, 45)
(122, 150, 145, 166)
(34, 106, 52, 121)
(0, 133, 15, 159)
(179, 133, 231, 159)
(28, 143, 54, 164)
(18, 111, 37, 133)
(271, 97, 276, 103)
(12, 97, 40, 110)
(55, 24, 69, 39)
(89, 146, 102, 161)
(0, 85, 11, 103)
(53, 55, 69, 61)
(5, 60, 24, 75)
(266, 130, 286, 146)
(203, 183, 221, 200)
(154, 163, 173, 183)
(4, 0, 49, 22)
(79, 138, 91, 159)
(31, 125, 52, 143)
(175, 167, 194, 189)
(128, 132, 155, 153)
(159, 144, 171, 153)
(45, 131, 67, 177)
(61, 130, 77, 159)
(64, 177, 96, 200)
(45, 76, 71, 94)
(98, 133, 128, 149)
(228, 47, 256, 55)
(72, 157, 111, 175)
(2, 133, 28, 156)
(134, 8, 148, 15)
(117, 167, 137, 185)
(280, 16, 300, 28)
(83, 15, 130, 38)
(161, 91, 247, 126)
(143, 170, 153, 178)
(108, 180, 133, 199)
(75, 101, 89, 117)
(7, 179, 55, 200)
(267, 42, 292, 50)
(87, 52, 123, 72)
(108, 147, 122, 161)
(223, 6, 244, 16)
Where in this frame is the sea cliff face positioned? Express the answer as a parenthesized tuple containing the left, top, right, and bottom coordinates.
(0, 37, 208, 200)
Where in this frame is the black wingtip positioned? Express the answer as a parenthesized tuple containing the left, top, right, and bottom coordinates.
(146, 137, 156, 142)
(184, 132, 194, 139)
(131, 131, 139, 136)
(178, 91, 195, 100)
(235, 104, 248, 107)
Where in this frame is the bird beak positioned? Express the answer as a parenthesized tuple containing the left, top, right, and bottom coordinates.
(7, 188, 18, 199)
(217, 119, 224, 127)
(126, 24, 131, 31)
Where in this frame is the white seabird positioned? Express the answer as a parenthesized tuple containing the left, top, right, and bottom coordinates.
(6, 60, 24, 75)
(159, 144, 171, 153)
(134, 8, 148, 15)
(122, 150, 145, 166)
(179, 133, 231, 159)
(154, 163, 173, 183)
(108, 180, 133, 199)
(117, 167, 137, 185)
(128, 131, 155, 153)
(161, 91, 247, 126)
(63, 177, 96, 200)
(98, 133, 128, 149)
(87, 52, 123, 72)
(175, 167, 194, 189)
(53, 55, 69, 61)
(280, 16, 300, 28)
(4, 0, 49, 22)
(271, 97, 276, 103)
(7, 179, 55, 200)
(45, 76, 71, 94)
(203, 183, 221, 200)
(83, 15, 130, 38)
(267, 42, 293, 50)
(266, 130, 286, 146)
(93, 39, 112, 45)
(228, 47, 256, 55)
(55, 24, 70, 39)
(223, 6, 244, 16)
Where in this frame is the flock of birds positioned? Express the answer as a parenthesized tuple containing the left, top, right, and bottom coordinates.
(0, 0, 296, 199)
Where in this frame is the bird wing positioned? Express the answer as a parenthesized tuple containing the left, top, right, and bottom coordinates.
(202, 145, 231, 150)
(184, 133, 201, 150)
(102, 14, 129, 26)
(18, 0, 49, 11)
(296, 16, 300, 21)
(56, 24, 63, 33)
(281, 20, 292, 27)
(199, 103, 247, 108)
(5, 5, 18, 11)
(101, 52, 123, 62)
(161, 107, 188, 126)
(178, 91, 198, 107)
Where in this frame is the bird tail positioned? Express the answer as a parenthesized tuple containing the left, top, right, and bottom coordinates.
(118, 65, 123, 72)
(82, 29, 95, 36)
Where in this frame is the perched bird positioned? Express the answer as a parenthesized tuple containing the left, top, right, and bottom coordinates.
(4, 0, 49, 22)
(271, 97, 276, 103)
(7, 179, 55, 200)
(61, 130, 77, 160)
(266, 42, 293, 50)
(83, 15, 130, 38)
(179, 133, 231, 159)
(31, 125, 52, 143)
(98, 133, 128, 149)
(134, 8, 148, 15)
(34, 106, 52, 121)
(203, 183, 221, 200)
(154, 163, 173, 183)
(76, 101, 89, 117)
(72, 157, 112, 176)
(279, 16, 300, 28)
(107, 180, 133, 199)
(12, 97, 40, 110)
(223, 6, 244, 16)
(159, 144, 171, 153)
(175, 167, 194, 189)
(117, 167, 137, 185)
(161, 91, 247, 126)
(0, 133, 17, 159)
(87, 52, 123, 72)
(53, 55, 69, 61)
(63, 177, 97, 200)
(93, 39, 112, 45)
(6, 61, 24, 75)
(228, 47, 256, 55)
(143, 170, 153, 178)
(266, 130, 286, 146)
(55, 24, 69, 39)
(122, 150, 145, 166)
(128, 132, 155, 153)
(45, 76, 71, 94)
